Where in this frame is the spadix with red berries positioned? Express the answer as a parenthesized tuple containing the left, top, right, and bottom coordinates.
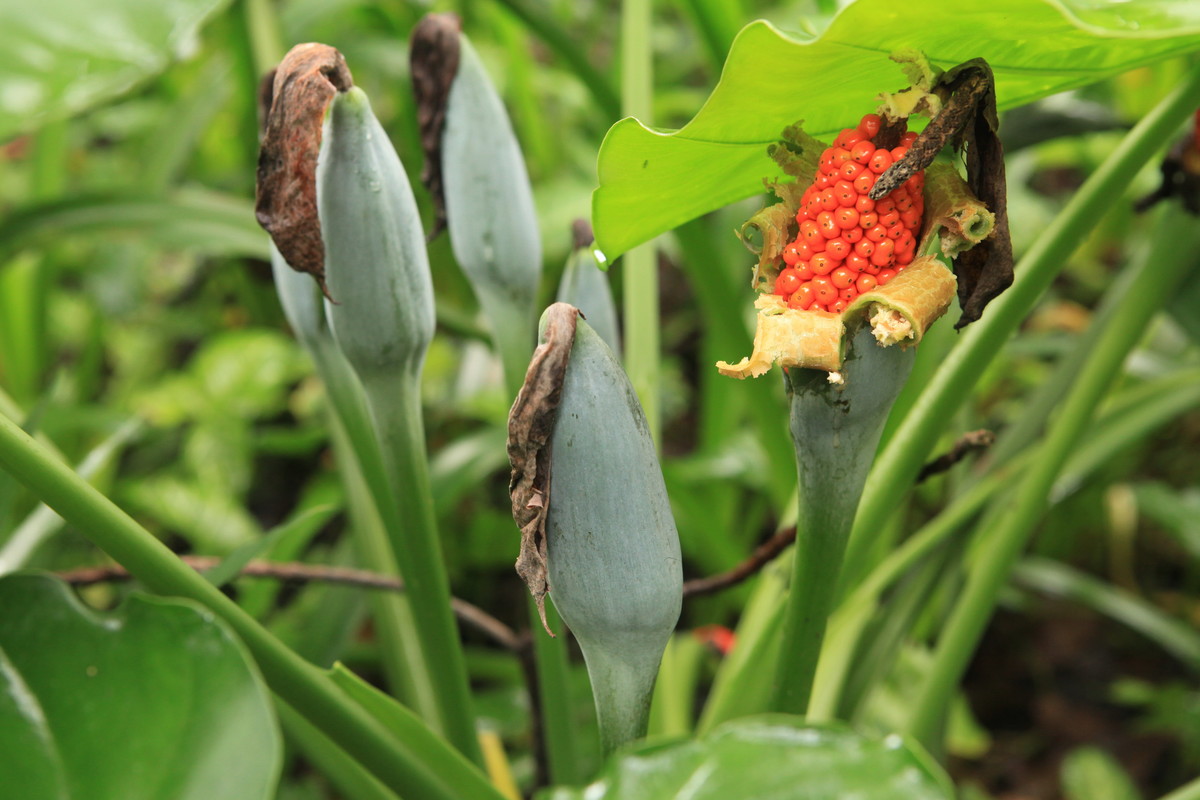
(777, 115, 925, 315)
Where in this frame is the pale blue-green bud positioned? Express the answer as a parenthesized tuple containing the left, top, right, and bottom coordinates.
(318, 87, 434, 379)
(545, 313, 682, 753)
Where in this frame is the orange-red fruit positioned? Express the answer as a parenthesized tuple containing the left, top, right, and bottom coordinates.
(772, 112, 924, 311)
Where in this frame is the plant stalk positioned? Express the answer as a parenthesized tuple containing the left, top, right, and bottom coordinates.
(358, 370, 483, 764)
(839, 61, 1200, 594)
(620, 0, 661, 447)
(771, 326, 915, 714)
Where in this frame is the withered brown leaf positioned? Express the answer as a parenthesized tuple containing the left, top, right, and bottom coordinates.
(507, 303, 580, 635)
(871, 58, 1013, 327)
(255, 43, 353, 298)
(410, 13, 462, 242)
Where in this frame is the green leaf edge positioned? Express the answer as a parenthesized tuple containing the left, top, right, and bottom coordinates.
(592, 0, 1200, 258)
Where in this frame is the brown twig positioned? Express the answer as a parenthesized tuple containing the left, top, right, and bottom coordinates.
(58, 557, 522, 652)
(916, 429, 995, 483)
(682, 526, 797, 598)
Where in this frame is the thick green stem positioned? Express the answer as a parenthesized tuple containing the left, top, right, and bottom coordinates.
(620, 0, 661, 447)
(315, 350, 433, 719)
(358, 371, 483, 765)
(905, 204, 1200, 746)
(0, 410, 504, 800)
(771, 326, 915, 714)
(839, 61, 1200, 594)
(578, 636, 660, 754)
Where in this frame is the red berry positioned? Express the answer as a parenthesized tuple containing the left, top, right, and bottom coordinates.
(865, 224, 888, 243)
(850, 140, 875, 164)
(810, 253, 835, 275)
(855, 274, 878, 293)
(855, 195, 875, 213)
(854, 239, 875, 258)
(900, 131, 918, 146)
(782, 244, 803, 266)
(831, 267, 855, 289)
(833, 181, 857, 207)
(830, 299, 848, 313)
(812, 277, 837, 304)
(868, 150, 893, 174)
(842, 226, 863, 243)
(853, 173, 875, 194)
(775, 268, 802, 296)
(817, 212, 840, 238)
(825, 238, 850, 261)
(859, 212, 879, 229)
(877, 268, 897, 285)
(858, 114, 881, 138)
(788, 284, 816, 309)
(840, 161, 866, 181)
(846, 254, 870, 273)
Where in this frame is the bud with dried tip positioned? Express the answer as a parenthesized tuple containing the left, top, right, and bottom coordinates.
(318, 87, 435, 379)
(508, 304, 682, 753)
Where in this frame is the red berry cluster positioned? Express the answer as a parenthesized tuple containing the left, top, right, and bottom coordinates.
(774, 114, 925, 313)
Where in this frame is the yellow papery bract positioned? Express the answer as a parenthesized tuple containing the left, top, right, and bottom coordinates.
(716, 255, 955, 378)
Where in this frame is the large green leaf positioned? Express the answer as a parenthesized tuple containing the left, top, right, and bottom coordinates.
(0, 573, 280, 800)
(0, 0, 230, 140)
(541, 715, 952, 800)
(592, 0, 1200, 257)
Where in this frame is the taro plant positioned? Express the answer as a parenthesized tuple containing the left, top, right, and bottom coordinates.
(2, 1, 1200, 799)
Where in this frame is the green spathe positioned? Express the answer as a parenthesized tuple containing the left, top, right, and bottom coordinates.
(442, 36, 542, 389)
(319, 87, 434, 378)
(545, 319, 682, 753)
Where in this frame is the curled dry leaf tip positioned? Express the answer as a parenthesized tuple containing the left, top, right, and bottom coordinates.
(254, 43, 354, 298)
(507, 302, 581, 635)
(410, 12, 463, 241)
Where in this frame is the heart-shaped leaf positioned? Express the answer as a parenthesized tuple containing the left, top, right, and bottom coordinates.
(0, 573, 280, 800)
(593, 0, 1200, 258)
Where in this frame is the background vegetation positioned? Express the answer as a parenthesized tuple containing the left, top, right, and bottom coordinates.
(2, 1, 1199, 798)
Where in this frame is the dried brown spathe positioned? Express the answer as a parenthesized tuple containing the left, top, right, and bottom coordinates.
(872, 58, 1013, 328)
(507, 303, 580, 634)
(410, 13, 462, 241)
(255, 43, 354, 297)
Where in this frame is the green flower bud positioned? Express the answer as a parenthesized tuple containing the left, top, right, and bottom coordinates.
(544, 314, 682, 753)
(318, 87, 434, 380)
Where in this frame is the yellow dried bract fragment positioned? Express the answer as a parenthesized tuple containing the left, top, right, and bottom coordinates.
(716, 294, 844, 378)
(849, 255, 957, 346)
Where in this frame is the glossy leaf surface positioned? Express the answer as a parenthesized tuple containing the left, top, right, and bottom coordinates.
(542, 715, 952, 799)
(0, 573, 280, 800)
(593, 0, 1200, 257)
